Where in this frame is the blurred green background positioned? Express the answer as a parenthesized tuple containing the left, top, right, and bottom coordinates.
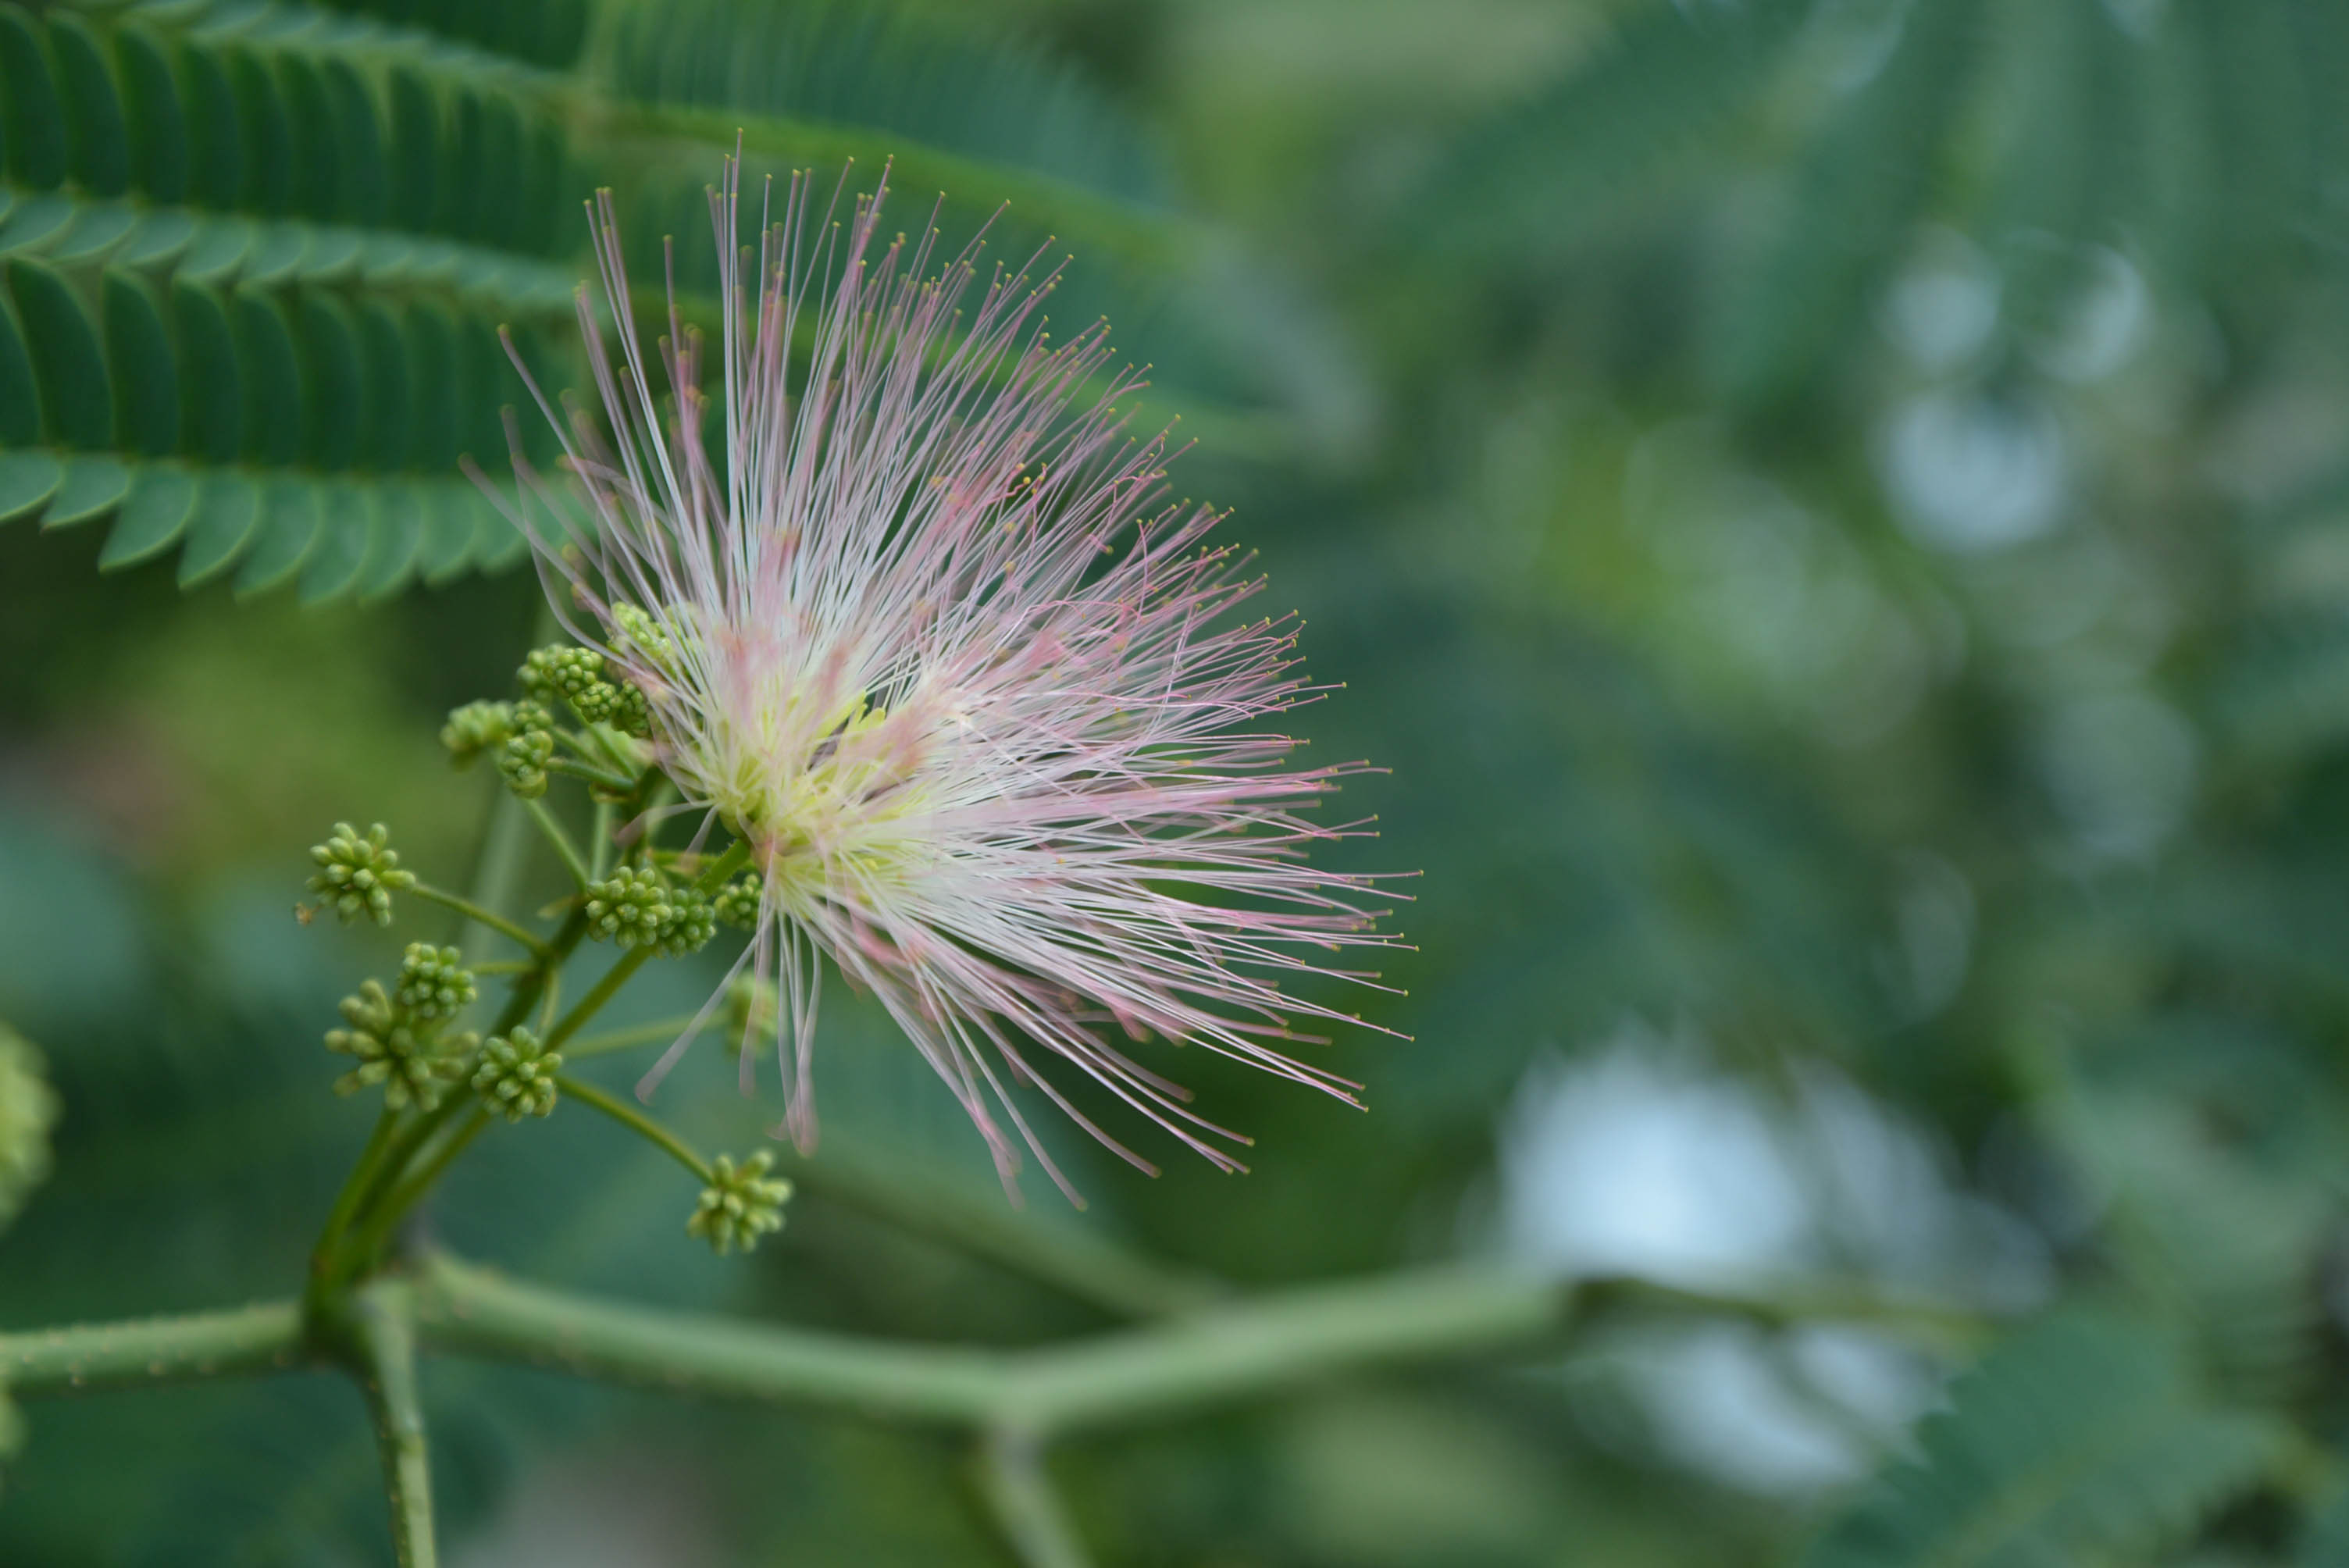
(9, 0, 2349, 1561)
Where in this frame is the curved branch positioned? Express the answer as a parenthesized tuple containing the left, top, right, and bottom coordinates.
(975, 1426, 1093, 1568)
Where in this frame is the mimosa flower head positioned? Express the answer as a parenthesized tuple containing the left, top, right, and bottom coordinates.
(499, 155, 1400, 1198)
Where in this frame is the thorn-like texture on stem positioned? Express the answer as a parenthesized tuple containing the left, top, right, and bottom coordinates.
(351, 1286, 437, 1568)
(494, 155, 1405, 1196)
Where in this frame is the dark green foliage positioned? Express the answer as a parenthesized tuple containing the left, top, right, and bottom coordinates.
(601, 0, 1168, 205)
(1805, 1313, 2285, 1568)
(1715, 0, 1986, 411)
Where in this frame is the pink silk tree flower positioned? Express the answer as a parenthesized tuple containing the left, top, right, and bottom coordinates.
(498, 156, 1399, 1199)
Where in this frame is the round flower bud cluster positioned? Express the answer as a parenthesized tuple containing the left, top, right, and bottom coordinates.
(686, 1151, 791, 1256)
(473, 1027, 561, 1122)
(611, 603, 675, 672)
(656, 886, 718, 957)
(325, 979, 476, 1111)
(583, 867, 671, 948)
(497, 715, 556, 801)
(712, 872, 764, 932)
(395, 943, 477, 1022)
(306, 822, 416, 927)
(520, 646, 650, 737)
(583, 867, 719, 956)
(440, 700, 516, 768)
(0, 1024, 59, 1233)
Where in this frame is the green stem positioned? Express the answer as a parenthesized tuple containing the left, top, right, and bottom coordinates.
(772, 1132, 1218, 1320)
(457, 784, 533, 973)
(1, 1301, 305, 1395)
(690, 838, 752, 894)
(545, 756, 639, 793)
(561, 1013, 703, 1059)
(324, 910, 591, 1286)
(348, 1108, 496, 1267)
(412, 1256, 1991, 1439)
(524, 796, 593, 889)
(543, 950, 652, 1052)
(351, 1284, 437, 1568)
(415, 1256, 1572, 1434)
(410, 884, 550, 960)
(975, 1427, 1093, 1568)
(589, 797, 615, 881)
(308, 1107, 407, 1307)
(556, 1075, 711, 1181)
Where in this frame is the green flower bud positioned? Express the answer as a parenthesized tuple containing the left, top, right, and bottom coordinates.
(0, 1025, 59, 1233)
(306, 822, 417, 927)
(472, 1027, 561, 1122)
(521, 643, 654, 738)
(686, 1150, 791, 1256)
(512, 699, 555, 735)
(325, 979, 476, 1111)
(713, 872, 765, 931)
(583, 866, 672, 949)
(607, 682, 652, 739)
(395, 943, 477, 1022)
(611, 603, 676, 672)
(657, 885, 718, 957)
(440, 700, 516, 768)
(498, 729, 555, 800)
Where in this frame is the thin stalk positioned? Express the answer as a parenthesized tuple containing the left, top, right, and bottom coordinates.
(308, 1108, 407, 1306)
(589, 797, 615, 881)
(542, 949, 652, 1052)
(975, 1427, 1093, 1568)
(556, 1075, 711, 1180)
(561, 1013, 703, 1059)
(546, 756, 638, 793)
(411, 884, 550, 960)
(524, 797, 592, 889)
(692, 839, 751, 893)
(1, 1301, 305, 1395)
(351, 1284, 437, 1568)
(456, 784, 533, 973)
(771, 1133, 1219, 1320)
(536, 966, 562, 1035)
(348, 1108, 496, 1267)
(327, 911, 590, 1284)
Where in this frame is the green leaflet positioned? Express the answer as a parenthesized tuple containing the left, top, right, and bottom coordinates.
(1713, 0, 1989, 412)
(9, 256, 112, 448)
(97, 462, 196, 566)
(113, 24, 187, 201)
(0, 0, 1254, 602)
(48, 10, 131, 198)
(0, 5, 67, 190)
(102, 266, 176, 457)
